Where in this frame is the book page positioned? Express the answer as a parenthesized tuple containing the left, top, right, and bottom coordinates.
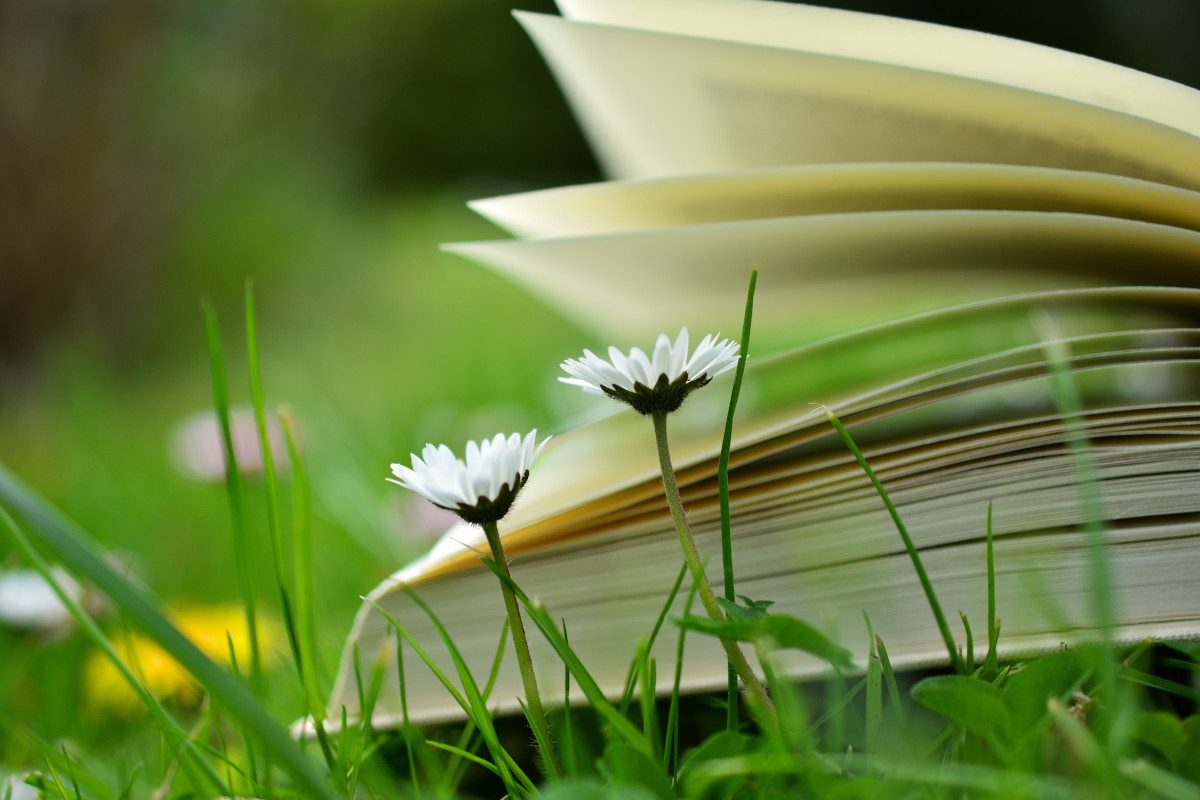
(470, 163, 1200, 238)
(446, 210, 1200, 338)
(331, 374, 1200, 723)
(556, 0, 1200, 140)
(517, 13, 1200, 187)
(360, 288, 1200, 591)
(324, 290, 1200, 726)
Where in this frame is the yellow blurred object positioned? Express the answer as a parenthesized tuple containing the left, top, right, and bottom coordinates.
(84, 603, 275, 716)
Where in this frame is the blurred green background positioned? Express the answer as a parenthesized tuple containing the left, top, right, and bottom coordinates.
(1, 0, 1198, 751)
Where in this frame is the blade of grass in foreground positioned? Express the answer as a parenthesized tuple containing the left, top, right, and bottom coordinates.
(984, 500, 1000, 674)
(561, 621, 577, 778)
(348, 635, 391, 798)
(0, 504, 229, 799)
(0, 463, 336, 800)
(243, 283, 305, 678)
(824, 408, 963, 674)
(1034, 314, 1114, 643)
(362, 597, 530, 797)
(620, 561, 688, 714)
(443, 620, 510, 794)
(874, 635, 904, 724)
(1034, 313, 1120, 735)
(401, 587, 538, 793)
(718, 269, 757, 732)
(278, 406, 336, 770)
(201, 297, 263, 692)
(665, 577, 699, 775)
(686, 751, 1080, 800)
(863, 613, 882, 754)
(395, 638, 420, 797)
(480, 557, 655, 757)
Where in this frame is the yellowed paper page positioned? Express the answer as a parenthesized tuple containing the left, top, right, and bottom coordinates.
(517, 12, 1200, 187)
(328, 362, 1200, 724)
(445, 210, 1200, 338)
(556, 0, 1200, 141)
(470, 163, 1200, 238)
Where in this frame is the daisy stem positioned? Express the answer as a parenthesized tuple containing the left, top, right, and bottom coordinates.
(652, 412, 776, 722)
(481, 520, 563, 780)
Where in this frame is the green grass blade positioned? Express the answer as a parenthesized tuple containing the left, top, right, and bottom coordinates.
(348, 633, 391, 797)
(561, 620, 577, 779)
(362, 599, 470, 718)
(57, 745, 82, 800)
(243, 283, 304, 673)
(665, 577, 698, 776)
(223, 633, 262, 789)
(201, 297, 263, 690)
(960, 611, 975, 674)
(824, 408, 963, 674)
(1120, 668, 1200, 702)
(1035, 315, 1114, 641)
(808, 677, 866, 739)
(1035, 314, 1119, 731)
(1047, 697, 1118, 784)
(359, 633, 391, 737)
(483, 618, 510, 701)
(385, 590, 533, 796)
(836, 752, 1080, 799)
(635, 646, 661, 763)
(278, 406, 336, 770)
(443, 728, 485, 797)
(9, 726, 118, 799)
(718, 269, 757, 733)
(403, 588, 536, 795)
(753, 641, 808, 754)
(875, 636, 905, 724)
(365, 598, 522, 796)
(1120, 759, 1200, 800)
(42, 755, 71, 800)
(0, 503, 231, 799)
(443, 620, 509, 793)
(480, 557, 654, 757)
(985, 500, 999, 674)
(0, 466, 335, 799)
(864, 614, 882, 754)
(394, 638, 421, 798)
(519, 695, 560, 783)
(620, 561, 687, 712)
(352, 644, 368, 731)
(426, 742, 501, 777)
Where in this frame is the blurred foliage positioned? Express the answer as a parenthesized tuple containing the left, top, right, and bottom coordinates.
(0, 0, 597, 365)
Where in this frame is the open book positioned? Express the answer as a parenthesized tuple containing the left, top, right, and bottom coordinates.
(327, 1, 1200, 726)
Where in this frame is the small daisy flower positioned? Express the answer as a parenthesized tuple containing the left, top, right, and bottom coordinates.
(388, 430, 550, 525)
(560, 327, 740, 415)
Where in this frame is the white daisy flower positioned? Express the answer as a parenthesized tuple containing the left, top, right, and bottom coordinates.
(559, 327, 740, 415)
(388, 430, 550, 525)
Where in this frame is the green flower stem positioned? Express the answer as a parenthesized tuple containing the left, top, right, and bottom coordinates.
(652, 412, 776, 720)
(481, 520, 562, 779)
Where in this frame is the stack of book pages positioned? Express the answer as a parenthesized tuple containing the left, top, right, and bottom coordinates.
(330, 0, 1200, 726)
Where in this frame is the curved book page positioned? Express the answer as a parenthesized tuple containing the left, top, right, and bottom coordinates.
(445, 210, 1200, 339)
(469, 163, 1200, 238)
(321, 287, 1200, 727)
(516, 12, 1200, 187)
(556, 0, 1200, 141)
